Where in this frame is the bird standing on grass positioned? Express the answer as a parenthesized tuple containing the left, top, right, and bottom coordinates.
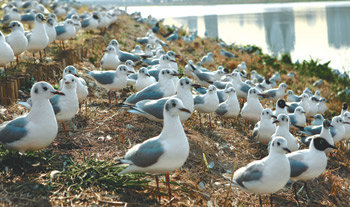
(232, 137, 291, 207)
(0, 82, 64, 155)
(117, 98, 190, 203)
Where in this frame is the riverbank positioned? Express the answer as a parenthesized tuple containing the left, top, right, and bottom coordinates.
(0, 6, 349, 207)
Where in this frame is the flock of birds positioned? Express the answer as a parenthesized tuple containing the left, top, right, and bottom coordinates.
(0, 0, 349, 206)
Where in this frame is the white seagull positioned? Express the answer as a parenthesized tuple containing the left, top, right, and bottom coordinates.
(5, 21, 28, 61)
(252, 108, 277, 145)
(271, 114, 299, 152)
(241, 88, 264, 123)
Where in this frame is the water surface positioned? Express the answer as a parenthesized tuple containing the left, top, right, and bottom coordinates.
(128, 2, 350, 72)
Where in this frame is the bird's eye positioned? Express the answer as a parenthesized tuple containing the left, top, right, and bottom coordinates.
(43, 86, 48, 91)
(180, 82, 183, 86)
(167, 71, 170, 74)
(277, 142, 281, 146)
(282, 118, 284, 121)
(186, 81, 189, 84)
(72, 79, 74, 82)
(172, 102, 176, 107)
(162, 71, 165, 74)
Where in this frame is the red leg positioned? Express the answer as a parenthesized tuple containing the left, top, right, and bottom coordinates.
(16, 56, 19, 64)
(155, 175, 161, 203)
(108, 91, 111, 104)
(165, 173, 172, 201)
(62, 122, 68, 137)
(114, 91, 118, 104)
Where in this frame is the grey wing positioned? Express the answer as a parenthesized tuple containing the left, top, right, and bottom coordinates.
(148, 69, 160, 81)
(55, 25, 66, 36)
(81, 19, 89, 28)
(119, 51, 141, 62)
(89, 71, 115, 85)
(235, 162, 264, 188)
(260, 89, 276, 98)
(196, 72, 213, 83)
(125, 139, 164, 167)
(125, 84, 163, 104)
(49, 95, 61, 114)
(215, 104, 228, 116)
(217, 91, 225, 103)
(287, 103, 298, 113)
(252, 122, 260, 138)
(26, 32, 32, 42)
(288, 155, 308, 177)
(2, 14, 10, 23)
(21, 14, 34, 22)
(135, 98, 168, 119)
(128, 73, 138, 81)
(289, 114, 296, 126)
(194, 95, 205, 105)
(330, 127, 336, 137)
(303, 126, 321, 135)
(214, 81, 228, 90)
(240, 83, 251, 93)
(0, 117, 28, 144)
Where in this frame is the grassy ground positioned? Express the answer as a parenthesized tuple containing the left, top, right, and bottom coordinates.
(0, 10, 349, 207)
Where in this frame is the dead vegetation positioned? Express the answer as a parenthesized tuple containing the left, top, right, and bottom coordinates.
(0, 13, 349, 207)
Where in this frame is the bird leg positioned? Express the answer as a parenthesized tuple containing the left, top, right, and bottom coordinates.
(155, 175, 161, 203)
(259, 195, 263, 207)
(16, 56, 19, 64)
(108, 91, 112, 105)
(32, 52, 36, 63)
(208, 114, 212, 128)
(292, 182, 300, 207)
(165, 173, 172, 201)
(303, 182, 310, 201)
(62, 122, 69, 137)
(39, 51, 42, 62)
(85, 99, 88, 120)
(198, 112, 202, 126)
(114, 91, 118, 105)
(270, 194, 273, 207)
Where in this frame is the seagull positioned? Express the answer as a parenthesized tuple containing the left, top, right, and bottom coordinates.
(303, 87, 313, 98)
(0, 31, 14, 70)
(125, 60, 136, 73)
(229, 71, 251, 98)
(45, 17, 57, 44)
(194, 85, 219, 114)
(50, 74, 79, 137)
(135, 67, 156, 92)
(59, 66, 88, 104)
(20, 10, 36, 25)
(311, 114, 324, 126)
(274, 99, 289, 116)
(117, 98, 190, 202)
(184, 60, 195, 78)
(81, 13, 99, 31)
(232, 137, 291, 206)
(5, 21, 28, 62)
(271, 114, 299, 152)
(287, 136, 337, 205)
(256, 79, 271, 92)
(342, 111, 350, 140)
(131, 45, 143, 55)
(250, 70, 264, 83)
(26, 13, 49, 59)
(286, 90, 300, 102)
(0, 82, 64, 153)
(148, 54, 176, 81)
(306, 96, 319, 117)
(166, 30, 178, 41)
(270, 72, 281, 82)
(127, 78, 196, 122)
(288, 106, 306, 128)
(85, 65, 133, 104)
(166, 51, 179, 70)
(241, 88, 264, 123)
(300, 120, 334, 148)
(287, 94, 309, 114)
(108, 39, 140, 62)
(341, 102, 348, 117)
(220, 49, 235, 58)
(124, 69, 179, 105)
(252, 108, 276, 145)
(100, 45, 120, 70)
(215, 87, 240, 118)
(201, 52, 214, 64)
(2, 7, 21, 23)
(258, 83, 287, 101)
(71, 14, 81, 32)
(317, 98, 327, 114)
(55, 19, 77, 49)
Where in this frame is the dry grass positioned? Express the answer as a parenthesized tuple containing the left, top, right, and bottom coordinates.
(0, 12, 349, 207)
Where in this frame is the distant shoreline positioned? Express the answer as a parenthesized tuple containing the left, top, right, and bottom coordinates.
(78, 0, 350, 6)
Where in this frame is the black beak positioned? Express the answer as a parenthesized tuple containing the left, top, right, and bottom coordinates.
(285, 104, 290, 108)
(146, 74, 151, 77)
(343, 122, 350, 125)
(273, 120, 279, 124)
(223, 68, 230, 73)
(179, 108, 191, 114)
(283, 148, 291, 153)
(73, 74, 79, 78)
(328, 145, 337, 149)
(52, 90, 65, 96)
(271, 115, 277, 119)
(192, 84, 201, 89)
(175, 54, 180, 58)
(170, 59, 177, 63)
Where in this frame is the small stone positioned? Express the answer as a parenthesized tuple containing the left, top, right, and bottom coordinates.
(97, 136, 105, 141)
(208, 161, 215, 169)
(106, 135, 112, 140)
(127, 124, 134, 129)
(198, 182, 205, 190)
